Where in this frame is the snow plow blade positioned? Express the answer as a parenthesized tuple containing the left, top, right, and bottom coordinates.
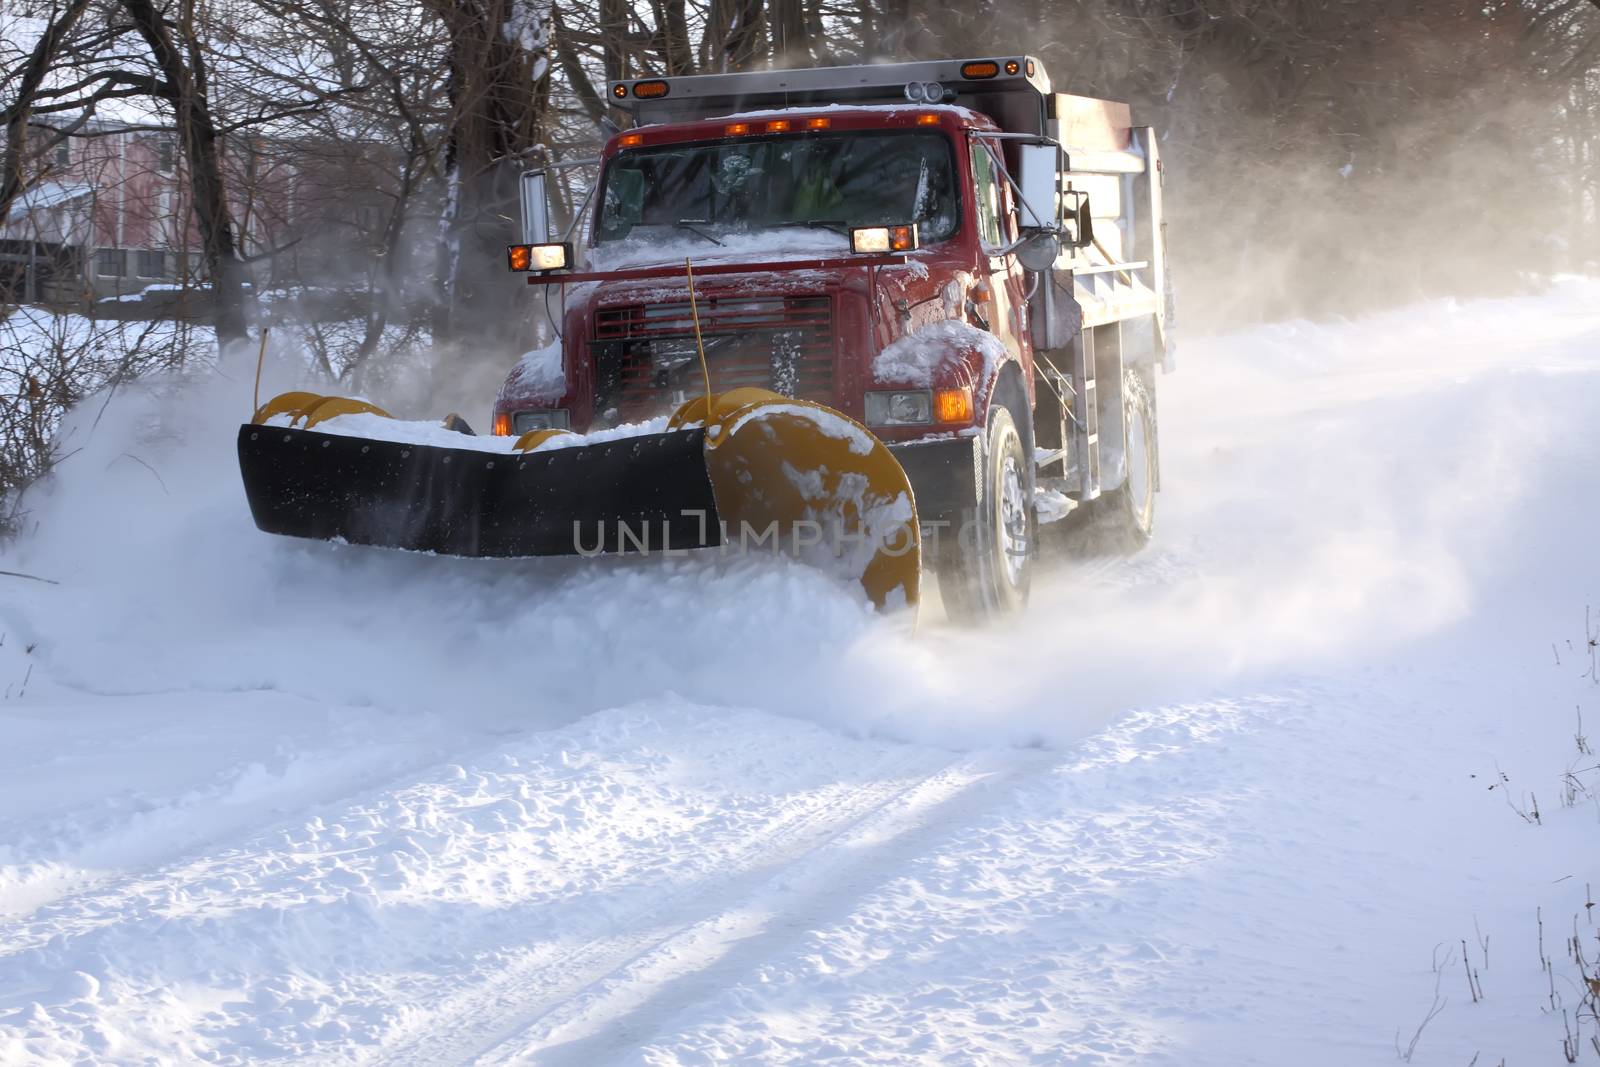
(238, 389, 919, 611)
(238, 423, 721, 558)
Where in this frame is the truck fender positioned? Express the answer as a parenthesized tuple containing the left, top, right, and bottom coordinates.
(871, 318, 1010, 414)
(985, 359, 1033, 464)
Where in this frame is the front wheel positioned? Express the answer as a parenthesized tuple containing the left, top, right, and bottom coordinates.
(937, 405, 1033, 624)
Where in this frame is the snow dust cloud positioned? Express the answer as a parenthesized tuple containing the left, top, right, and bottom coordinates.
(6, 280, 1597, 753)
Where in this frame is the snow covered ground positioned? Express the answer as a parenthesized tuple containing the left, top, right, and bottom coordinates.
(2, 280, 1599, 1065)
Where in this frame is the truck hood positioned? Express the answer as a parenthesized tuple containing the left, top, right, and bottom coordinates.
(584, 227, 851, 273)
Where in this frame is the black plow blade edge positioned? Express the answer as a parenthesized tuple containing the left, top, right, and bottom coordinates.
(237, 424, 724, 557)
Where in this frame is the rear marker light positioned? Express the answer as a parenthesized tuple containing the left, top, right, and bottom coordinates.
(612, 84, 627, 99)
(1004, 60, 1020, 75)
(961, 61, 1000, 79)
(632, 80, 669, 99)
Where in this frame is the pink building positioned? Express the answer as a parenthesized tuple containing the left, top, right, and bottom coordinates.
(3, 115, 377, 307)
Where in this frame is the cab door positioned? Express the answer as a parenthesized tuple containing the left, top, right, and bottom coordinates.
(969, 139, 1031, 383)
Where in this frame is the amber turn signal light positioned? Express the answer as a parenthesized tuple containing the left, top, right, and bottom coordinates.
(492, 411, 512, 436)
(934, 387, 974, 423)
(961, 61, 1000, 79)
(632, 80, 669, 99)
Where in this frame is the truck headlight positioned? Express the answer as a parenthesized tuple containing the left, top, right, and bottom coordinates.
(506, 243, 571, 272)
(513, 409, 570, 433)
(864, 390, 931, 426)
(851, 224, 918, 254)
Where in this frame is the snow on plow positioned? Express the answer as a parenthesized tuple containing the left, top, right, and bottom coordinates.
(237, 388, 920, 611)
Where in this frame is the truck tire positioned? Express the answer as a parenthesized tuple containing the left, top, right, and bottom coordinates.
(1060, 370, 1156, 555)
(937, 405, 1032, 623)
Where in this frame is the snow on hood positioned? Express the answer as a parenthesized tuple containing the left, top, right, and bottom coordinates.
(587, 228, 849, 272)
(872, 319, 1006, 386)
(263, 411, 671, 453)
(500, 340, 565, 403)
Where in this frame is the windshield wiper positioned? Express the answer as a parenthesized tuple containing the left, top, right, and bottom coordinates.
(674, 220, 724, 246)
(774, 219, 849, 236)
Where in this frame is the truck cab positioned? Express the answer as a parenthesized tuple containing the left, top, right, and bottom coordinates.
(499, 56, 1173, 621)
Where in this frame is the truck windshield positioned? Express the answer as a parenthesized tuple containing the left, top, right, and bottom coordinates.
(596, 131, 958, 246)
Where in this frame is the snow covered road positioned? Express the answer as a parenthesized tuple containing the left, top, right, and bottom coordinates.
(3, 281, 1600, 1064)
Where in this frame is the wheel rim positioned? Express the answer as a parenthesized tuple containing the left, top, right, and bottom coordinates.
(1125, 401, 1151, 526)
(999, 451, 1029, 586)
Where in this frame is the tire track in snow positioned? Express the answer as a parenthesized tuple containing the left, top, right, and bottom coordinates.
(376, 749, 1052, 1067)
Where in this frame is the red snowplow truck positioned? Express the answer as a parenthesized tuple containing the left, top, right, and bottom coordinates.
(237, 54, 1171, 623)
(497, 55, 1173, 621)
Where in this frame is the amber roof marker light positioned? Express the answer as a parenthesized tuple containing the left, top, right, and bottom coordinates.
(611, 84, 627, 99)
(1004, 60, 1020, 75)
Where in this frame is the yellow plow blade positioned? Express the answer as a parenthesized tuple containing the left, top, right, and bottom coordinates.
(683, 389, 921, 613)
(250, 391, 392, 428)
(245, 388, 920, 612)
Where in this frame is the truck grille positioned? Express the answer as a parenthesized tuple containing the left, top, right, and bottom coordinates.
(591, 296, 834, 421)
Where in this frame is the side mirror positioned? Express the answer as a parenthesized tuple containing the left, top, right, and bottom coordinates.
(1017, 143, 1060, 231)
(1062, 189, 1094, 250)
(1015, 231, 1060, 272)
(519, 170, 550, 244)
